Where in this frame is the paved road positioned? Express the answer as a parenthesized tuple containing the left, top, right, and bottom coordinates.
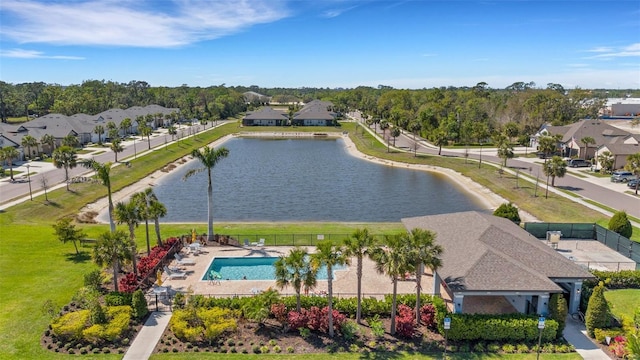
(350, 112, 639, 220)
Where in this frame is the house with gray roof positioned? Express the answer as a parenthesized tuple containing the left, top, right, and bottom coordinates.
(242, 107, 288, 126)
(596, 134, 640, 169)
(292, 100, 336, 126)
(402, 211, 594, 315)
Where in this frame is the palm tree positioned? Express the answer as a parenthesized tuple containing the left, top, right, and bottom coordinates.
(106, 121, 118, 139)
(109, 139, 124, 162)
(132, 187, 166, 253)
(310, 241, 349, 338)
(149, 196, 167, 246)
(138, 123, 152, 149)
(114, 200, 139, 276)
(538, 135, 558, 162)
(40, 134, 56, 156)
(624, 152, 640, 195)
(94, 125, 105, 145)
(494, 133, 514, 167)
(391, 127, 401, 147)
(433, 130, 448, 156)
(274, 247, 317, 312)
(167, 125, 177, 140)
(52, 146, 77, 191)
(0, 146, 19, 181)
(82, 159, 115, 232)
(370, 233, 412, 335)
(404, 228, 442, 324)
(120, 118, 132, 136)
(597, 151, 614, 174)
(62, 134, 79, 148)
(21, 134, 38, 159)
(342, 228, 375, 324)
(409, 121, 421, 157)
(93, 230, 132, 291)
(183, 146, 229, 241)
(543, 155, 568, 187)
(580, 136, 596, 160)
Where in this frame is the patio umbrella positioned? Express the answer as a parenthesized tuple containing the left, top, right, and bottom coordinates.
(192, 229, 197, 244)
(156, 269, 163, 286)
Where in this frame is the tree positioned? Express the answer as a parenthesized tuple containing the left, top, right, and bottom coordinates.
(624, 152, 640, 195)
(62, 134, 79, 148)
(167, 125, 177, 140)
(148, 196, 167, 246)
(274, 247, 317, 313)
(404, 228, 442, 324)
(0, 146, 19, 181)
(580, 136, 595, 160)
(114, 200, 139, 276)
(183, 146, 229, 241)
(132, 188, 162, 254)
(120, 117, 132, 136)
(40, 133, 55, 156)
(391, 127, 401, 147)
(585, 282, 610, 337)
(52, 217, 86, 255)
(409, 121, 421, 157)
(138, 123, 153, 149)
(548, 293, 568, 338)
(109, 138, 124, 162)
(21, 134, 38, 159)
(82, 160, 115, 232)
(538, 135, 558, 162)
(106, 121, 118, 139)
(493, 202, 521, 224)
(433, 130, 448, 156)
(52, 146, 77, 191)
(380, 120, 390, 151)
(608, 210, 633, 239)
(597, 151, 614, 174)
(311, 241, 349, 338)
(342, 228, 376, 324)
(370, 234, 412, 335)
(93, 230, 131, 292)
(94, 125, 105, 145)
(494, 133, 514, 167)
(543, 155, 567, 187)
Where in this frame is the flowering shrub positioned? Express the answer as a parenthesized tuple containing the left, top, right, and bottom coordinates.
(287, 309, 309, 330)
(270, 303, 287, 326)
(608, 335, 628, 358)
(286, 306, 346, 335)
(420, 303, 437, 329)
(396, 304, 415, 338)
(118, 273, 138, 293)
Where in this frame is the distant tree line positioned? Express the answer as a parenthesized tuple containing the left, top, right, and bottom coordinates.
(2, 80, 638, 146)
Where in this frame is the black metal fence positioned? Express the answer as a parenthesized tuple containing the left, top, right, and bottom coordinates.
(207, 233, 389, 247)
(524, 222, 639, 269)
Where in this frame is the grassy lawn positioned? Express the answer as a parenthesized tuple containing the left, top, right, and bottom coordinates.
(604, 289, 640, 329)
(0, 121, 627, 359)
(149, 353, 581, 359)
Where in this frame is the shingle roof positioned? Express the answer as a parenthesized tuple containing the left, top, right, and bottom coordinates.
(401, 211, 594, 293)
(561, 119, 630, 144)
(243, 107, 288, 120)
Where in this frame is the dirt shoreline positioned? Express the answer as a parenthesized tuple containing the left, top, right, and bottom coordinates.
(84, 132, 537, 224)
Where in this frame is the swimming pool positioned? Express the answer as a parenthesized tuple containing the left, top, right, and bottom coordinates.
(202, 257, 346, 281)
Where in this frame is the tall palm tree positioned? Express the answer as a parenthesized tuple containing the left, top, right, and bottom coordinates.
(109, 139, 124, 162)
(149, 196, 167, 246)
(310, 241, 349, 338)
(543, 155, 568, 187)
(494, 132, 514, 167)
(391, 127, 401, 147)
(40, 134, 56, 156)
(404, 228, 442, 324)
(580, 136, 595, 160)
(62, 134, 79, 148)
(94, 125, 105, 145)
(433, 130, 448, 156)
(183, 146, 229, 241)
(597, 151, 614, 174)
(21, 134, 38, 159)
(370, 233, 412, 335)
(52, 146, 77, 191)
(538, 135, 558, 162)
(132, 188, 166, 253)
(624, 152, 640, 195)
(114, 200, 139, 276)
(342, 228, 375, 324)
(106, 121, 118, 139)
(82, 159, 115, 232)
(120, 118, 132, 136)
(0, 146, 19, 181)
(274, 247, 318, 312)
(93, 230, 131, 291)
(138, 123, 152, 149)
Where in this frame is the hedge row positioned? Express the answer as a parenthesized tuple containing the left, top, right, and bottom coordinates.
(446, 314, 558, 343)
(589, 270, 640, 289)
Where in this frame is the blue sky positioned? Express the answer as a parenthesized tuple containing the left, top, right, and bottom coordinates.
(1, 0, 639, 89)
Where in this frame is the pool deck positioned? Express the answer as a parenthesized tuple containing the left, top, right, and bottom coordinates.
(159, 244, 435, 299)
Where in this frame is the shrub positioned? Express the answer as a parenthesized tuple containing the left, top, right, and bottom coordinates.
(608, 211, 632, 238)
(516, 344, 529, 353)
(82, 306, 132, 342)
(299, 327, 311, 339)
(118, 273, 138, 293)
(445, 313, 558, 342)
(173, 293, 186, 309)
(105, 292, 133, 306)
(341, 320, 359, 341)
(502, 344, 516, 353)
(493, 202, 521, 224)
(395, 304, 415, 338)
(419, 303, 437, 329)
(548, 293, 568, 337)
(287, 346, 295, 353)
(270, 303, 287, 326)
(83, 270, 104, 290)
(368, 315, 385, 338)
(585, 283, 611, 337)
(170, 307, 238, 344)
(72, 286, 100, 309)
(51, 310, 91, 340)
(473, 342, 485, 352)
(90, 303, 107, 325)
(131, 290, 148, 319)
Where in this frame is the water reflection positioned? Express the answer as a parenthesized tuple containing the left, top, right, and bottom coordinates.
(152, 138, 481, 222)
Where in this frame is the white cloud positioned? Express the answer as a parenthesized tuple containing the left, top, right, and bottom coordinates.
(321, 6, 357, 18)
(586, 46, 613, 53)
(421, 53, 437, 57)
(0, 0, 289, 47)
(0, 48, 84, 60)
(585, 43, 640, 59)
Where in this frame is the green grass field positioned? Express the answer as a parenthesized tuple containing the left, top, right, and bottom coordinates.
(604, 289, 640, 330)
(0, 121, 627, 359)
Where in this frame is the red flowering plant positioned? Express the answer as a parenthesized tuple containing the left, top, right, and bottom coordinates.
(396, 304, 416, 338)
(118, 272, 138, 293)
(609, 335, 628, 358)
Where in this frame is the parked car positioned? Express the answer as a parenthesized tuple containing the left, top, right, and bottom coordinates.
(568, 159, 591, 168)
(627, 178, 640, 188)
(611, 171, 635, 183)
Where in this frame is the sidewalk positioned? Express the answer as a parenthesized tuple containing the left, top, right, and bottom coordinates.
(563, 316, 611, 359)
(122, 311, 172, 360)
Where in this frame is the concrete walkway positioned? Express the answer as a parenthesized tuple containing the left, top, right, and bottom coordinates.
(563, 316, 612, 359)
(122, 311, 172, 360)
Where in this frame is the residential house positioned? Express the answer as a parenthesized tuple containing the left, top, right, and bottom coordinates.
(402, 211, 594, 315)
(596, 134, 640, 170)
(242, 107, 288, 126)
(292, 100, 336, 126)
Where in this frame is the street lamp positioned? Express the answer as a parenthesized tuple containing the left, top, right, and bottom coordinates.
(26, 164, 33, 201)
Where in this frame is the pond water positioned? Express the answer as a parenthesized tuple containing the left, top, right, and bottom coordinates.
(151, 137, 482, 222)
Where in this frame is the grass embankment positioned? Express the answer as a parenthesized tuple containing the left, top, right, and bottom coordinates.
(0, 121, 623, 359)
(604, 289, 640, 330)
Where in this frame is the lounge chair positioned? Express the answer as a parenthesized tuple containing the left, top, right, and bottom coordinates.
(164, 266, 187, 279)
(174, 253, 196, 265)
(243, 239, 250, 248)
(251, 238, 265, 247)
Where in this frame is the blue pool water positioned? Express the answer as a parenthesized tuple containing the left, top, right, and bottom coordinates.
(203, 257, 346, 281)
